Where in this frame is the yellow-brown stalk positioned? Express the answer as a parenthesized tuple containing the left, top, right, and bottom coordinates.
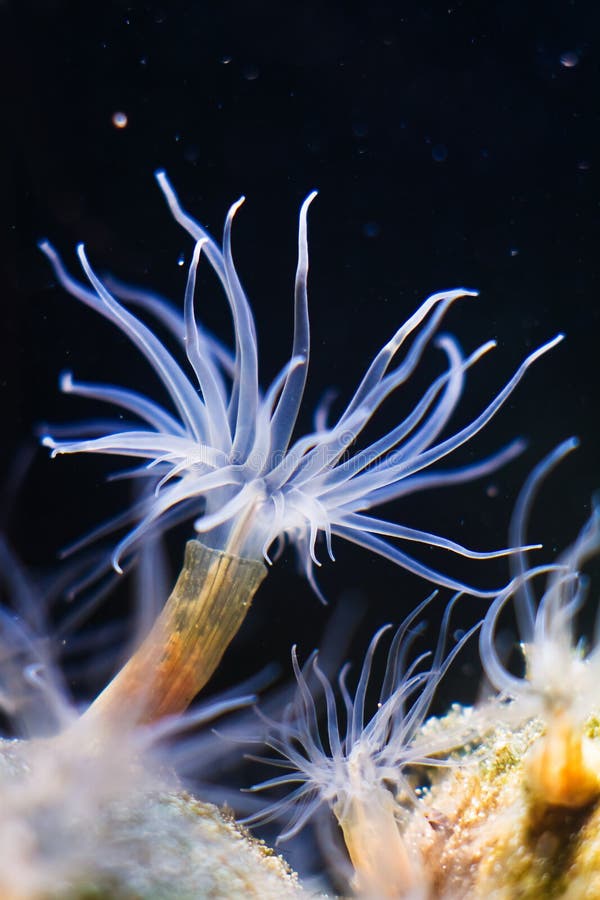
(82, 540, 266, 728)
(335, 786, 423, 898)
(526, 709, 600, 809)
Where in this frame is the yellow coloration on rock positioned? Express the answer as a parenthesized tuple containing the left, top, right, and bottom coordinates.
(404, 710, 600, 899)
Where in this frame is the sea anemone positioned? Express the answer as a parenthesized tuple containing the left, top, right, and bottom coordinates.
(38, 174, 560, 726)
(245, 596, 478, 896)
(40, 173, 560, 597)
(480, 438, 600, 807)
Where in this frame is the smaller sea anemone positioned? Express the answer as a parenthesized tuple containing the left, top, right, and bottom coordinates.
(479, 437, 600, 807)
(245, 597, 478, 896)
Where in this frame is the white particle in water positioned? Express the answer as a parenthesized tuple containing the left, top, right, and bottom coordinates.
(112, 111, 128, 129)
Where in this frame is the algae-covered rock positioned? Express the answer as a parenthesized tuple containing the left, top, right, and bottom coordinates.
(0, 737, 309, 899)
(7, 702, 600, 897)
(404, 711, 600, 898)
(7, 686, 600, 899)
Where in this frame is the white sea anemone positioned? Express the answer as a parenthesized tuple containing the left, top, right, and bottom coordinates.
(244, 598, 478, 895)
(479, 438, 600, 807)
(40, 173, 561, 597)
(245, 595, 476, 838)
(479, 437, 600, 721)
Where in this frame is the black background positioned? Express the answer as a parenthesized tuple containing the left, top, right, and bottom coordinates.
(2, 0, 600, 874)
